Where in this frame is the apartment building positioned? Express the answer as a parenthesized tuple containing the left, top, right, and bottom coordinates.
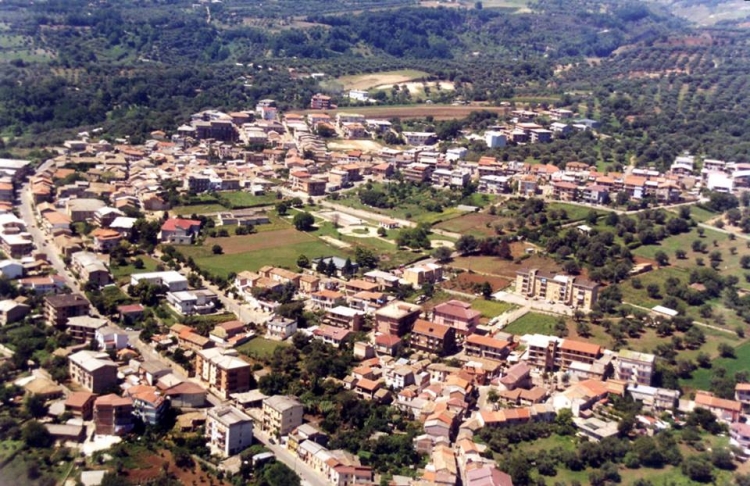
(262, 395, 304, 436)
(206, 405, 254, 457)
(94, 394, 134, 435)
(125, 385, 168, 426)
(66, 315, 107, 342)
(68, 350, 118, 393)
(558, 339, 602, 369)
(694, 391, 742, 423)
(322, 306, 364, 331)
(615, 349, 656, 386)
(515, 268, 599, 311)
(464, 334, 512, 361)
(310, 93, 332, 110)
(71, 251, 111, 287)
(45, 294, 90, 328)
(432, 300, 480, 336)
(403, 263, 443, 287)
(410, 319, 456, 356)
(266, 317, 298, 341)
(375, 301, 422, 337)
(130, 271, 188, 292)
(194, 348, 252, 400)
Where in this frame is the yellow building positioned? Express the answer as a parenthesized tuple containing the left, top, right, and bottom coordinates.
(515, 268, 598, 311)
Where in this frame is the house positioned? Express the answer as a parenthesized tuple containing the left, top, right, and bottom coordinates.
(69, 350, 118, 393)
(94, 394, 134, 435)
(195, 348, 252, 400)
(262, 395, 304, 436)
(18, 275, 65, 294)
(167, 289, 218, 315)
(94, 207, 124, 228)
(299, 274, 320, 294)
(45, 294, 90, 328)
(432, 300, 480, 337)
(402, 131, 436, 146)
(410, 319, 456, 355)
(310, 93, 332, 110)
(210, 320, 246, 344)
(478, 175, 511, 194)
(71, 251, 111, 287)
(375, 334, 402, 356)
(465, 464, 514, 486)
(125, 385, 168, 425)
(375, 301, 422, 336)
(464, 334, 511, 362)
(574, 417, 619, 442)
(206, 406, 254, 457)
(66, 315, 107, 342)
(694, 391, 742, 422)
(67, 198, 106, 223)
(118, 304, 144, 324)
(90, 228, 122, 253)
(177, 329, 214, 351)
(164, 381, 208, 409)
(0, 299, 29, 325)
(615, 349, 655, 386)
(730, 422, 750, 452)
(130, 271, 188, 292)
(313, 325, 354, 348)
(258, 266, 301, 287)
(403, 263, 442, 287)
(64, 391, 97, 420)
(500, 362, 532, 390)
(736, 383, 750, 410)
(266, 317, 297, 341)
(42, 211, 72, 233)
(159, 218, 202, 244)
(322, 306, 364, 331)
(311, 289, 343, 310)
(95, 325, 129, 351)
(354, 378, 384, 401)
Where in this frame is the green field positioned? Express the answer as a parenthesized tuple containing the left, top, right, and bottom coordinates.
(238, 337, 288, 360)
(681, 341, 750, 391)
(218, 191, 279, 209)
(471, 299, 516, 318)
(171, 203, 227, 216)
(547, 202, 606, 222)
(503, 312, 558, 335)
(111, 256, 161, 283)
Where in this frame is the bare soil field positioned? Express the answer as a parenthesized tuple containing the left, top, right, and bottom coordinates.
(451, 243, 562, 280)
(435, 212, 512, 237)
(443, 272, 511, 293)
(338, 70, 429, 90)
(125, 449, 230, 485)
(204, 229, 314, 255)
(290, 104, 509, 121)
(327, 139, 386, 153)
(372, 80, 456, 94)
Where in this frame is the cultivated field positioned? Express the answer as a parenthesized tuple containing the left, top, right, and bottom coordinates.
(435, 212, 512, 237)
(451, 243, 560, 280)
(290, 104, 509, 121)
(338, 69, 429, 90)
(442, 272, 511, 293)
(327, 140, 386, 153)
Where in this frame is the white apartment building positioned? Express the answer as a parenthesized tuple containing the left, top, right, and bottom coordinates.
(615, 349, 655, 386)
(262, 395, 304, 437)
(206, 406, 254, 457)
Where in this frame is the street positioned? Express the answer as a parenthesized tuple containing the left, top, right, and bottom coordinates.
(251, 427, 329, 486)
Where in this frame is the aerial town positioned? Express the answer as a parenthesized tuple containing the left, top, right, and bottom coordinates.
(0, 85, 748, 486)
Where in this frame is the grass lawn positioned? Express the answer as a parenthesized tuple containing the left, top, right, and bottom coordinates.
(111, 256, 161, 283)
(171, 203, 227, 216)
(218, 191, 280, 209)
(238, 337, 287, 360)
(547, 202, 606, 222)
(681, 340, 750, 391)
(684, 205, 717, 223)
(503, 312, 559, 335)
(471, 299, 516, 318)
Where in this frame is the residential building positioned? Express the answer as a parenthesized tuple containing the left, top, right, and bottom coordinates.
(71, 251, 111, 287)
(311, 289, 344, 309)
(266, 317, 298, 341)
(159, 218, 202, 244)
(64, 391, 97, 420)
(402, 131, 436, 146)
(515, 268, 599, 311)
(313, 325, 353, 349)
(374, 334, 402, 356)
(125, 385, 168, 426)
(432, 299, 480, 336)
(403, 263, 442, 287)
(90, 228, 122, 253)
(209, 320, 246, 344)
(66, 315, 107, 342)
(694, 391, 742, 422)
(0, 299, 29, 325)
(130, 271, 188, 292)
(177, 329, 214, 351)
(164, 382, 208, 409)
(615, 349, 655, 386)
(19, 275, 66, 294)
(94, 394, 134, 435)
(322, 306, 364, 331)
(262, 395, 304, 436)
(195, 348, 252, 400)
(67, 198, 106, 222)
(167, 289, 218, 315)
(558, 339, 602, 369)
(736, 383, 750, 409)
(375, 301, 422, 337)
(95, 325, 129, 351)
(464, 334, 511, 361)
(69, 350, 118, 393)
(310, 93, 332, 110)
(410, 319, 456, 355)
(45, 294, 90, 328)
(206, 406, 254, 457)
(730, 422, 750, 452)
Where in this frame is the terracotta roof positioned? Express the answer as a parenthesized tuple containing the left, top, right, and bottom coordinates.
(356, 378, 381, 392)
(94, 394, 133, 407)
(412, 319, 451, 339)
(434, 300, 480, 321)
(695, 391, 742, 412)
(560, 339, 601, 356)
(65, 391, 96, 408)
(161, 218, 201, 232)
(375, 334, 401, 347)
(466, 334, 510, 350)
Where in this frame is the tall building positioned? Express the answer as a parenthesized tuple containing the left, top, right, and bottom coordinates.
(206, 406, 254, 457)
(94, 394, 134, 435)
(194, 348, 252, 400)
(262, 395, 304, 437)
(375, 301, 422, 337)
(615, 349, 655, 386)
(516, 268, 599, 311)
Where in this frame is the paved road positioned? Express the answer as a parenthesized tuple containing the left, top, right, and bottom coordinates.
(251, 427, 329, 486)
(698, 222, 750, 241)
(492, 290, 573, 316)
(19, 159, 85, 295)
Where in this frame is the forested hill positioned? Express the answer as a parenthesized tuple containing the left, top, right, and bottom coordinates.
(0, 0, 708, 147)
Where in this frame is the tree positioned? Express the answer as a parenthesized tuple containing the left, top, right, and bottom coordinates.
(22, 420, 53, 448)
(576, 320, 591, 337)
(432, 246, 453, 263)
(377, 226, 387, 237)
(681, 455, 714, 483)
(292, 212, 315, 231)
(481, 282, 492, 300)
(259, 461, 301, 486)
(646, 283, 661, 299)
(554, 317, 568, 338)
(455, 235, 479, 255)
(354, 247, 378, 269)
(100, 472, 131, 486)
(211, 244, 223, 255)
(296, 255, 310, 269)
(718, 342, 735, 358)
(24, 394, 48, 418)
(276, 201, 289, 216)
(675, 249, 686, 259)
(654, 251, 669, 266)
(741, 255, 750, 269)
(342, 258, 355, 278)
(315, 259, 327, 274)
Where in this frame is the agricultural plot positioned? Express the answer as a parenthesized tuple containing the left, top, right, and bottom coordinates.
(337, 69, 430, 90)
